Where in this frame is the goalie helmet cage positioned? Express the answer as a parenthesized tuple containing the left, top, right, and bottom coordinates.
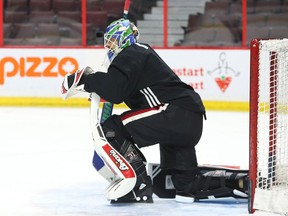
(249, 38, 288, 214)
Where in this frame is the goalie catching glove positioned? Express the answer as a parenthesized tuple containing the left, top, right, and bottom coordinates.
(61, 66, 94, 99)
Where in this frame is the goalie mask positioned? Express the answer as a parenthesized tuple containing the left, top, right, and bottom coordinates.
(104, 18, 139, 63)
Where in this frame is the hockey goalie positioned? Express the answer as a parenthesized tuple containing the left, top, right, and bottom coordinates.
(61, 18, 248, 204)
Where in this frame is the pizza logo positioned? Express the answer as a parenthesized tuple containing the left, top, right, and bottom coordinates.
(207, 52, 240, 92)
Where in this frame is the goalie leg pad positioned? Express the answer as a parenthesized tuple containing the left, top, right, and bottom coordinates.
(182, 173, 248, 200)
(177, 168, 248, 200)
(199, 167, 249, 195)
(102, 116, 153, 203)
(148, 163, 248, 200)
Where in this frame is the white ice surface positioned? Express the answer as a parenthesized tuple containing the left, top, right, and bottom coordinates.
(0, 107, 282, 216)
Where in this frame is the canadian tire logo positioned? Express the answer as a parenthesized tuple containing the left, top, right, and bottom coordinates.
(207, 52, 240, 92)
(215, 76, 232, 92)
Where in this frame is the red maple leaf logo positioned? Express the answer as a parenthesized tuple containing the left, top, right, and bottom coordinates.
(215, 76, 232, 92)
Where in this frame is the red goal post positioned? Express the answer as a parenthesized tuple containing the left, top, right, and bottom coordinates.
(249, 38, 288, 214)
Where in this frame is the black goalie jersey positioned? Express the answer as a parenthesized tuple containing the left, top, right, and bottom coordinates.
(83, 43, 205, 115)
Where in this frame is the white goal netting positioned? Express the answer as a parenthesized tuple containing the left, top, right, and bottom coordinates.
(253, 38, 288, 214)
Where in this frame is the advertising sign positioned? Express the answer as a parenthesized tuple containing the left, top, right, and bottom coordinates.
(0, 48, 250, 109)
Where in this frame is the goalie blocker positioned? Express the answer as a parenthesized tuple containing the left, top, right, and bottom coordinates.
(148, 163, 248, 202)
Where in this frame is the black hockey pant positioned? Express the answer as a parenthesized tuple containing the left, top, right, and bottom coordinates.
(119, 103, 203, 171)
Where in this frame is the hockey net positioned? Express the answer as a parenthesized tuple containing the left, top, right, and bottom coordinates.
(249, 38, 288, 214)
